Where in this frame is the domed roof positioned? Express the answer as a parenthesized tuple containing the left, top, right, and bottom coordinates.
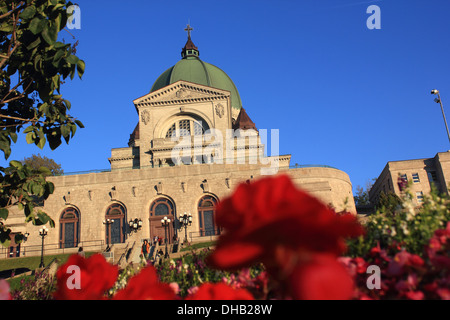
(150, 27, 242, 110)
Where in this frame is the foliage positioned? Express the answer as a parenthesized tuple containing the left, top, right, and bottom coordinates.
(0, 0, 84, 246)
(10, 270, 56, 300)
(354, 185, 370, 206)
(375, 191, 402, 213)
(22, 153, 63, 176)
(354, 179, 375, 207)
(347, 185, 450, 257)
(341, 223, 450, 300)
(155, 248, 267, 298)
(0, 176, 449, 300)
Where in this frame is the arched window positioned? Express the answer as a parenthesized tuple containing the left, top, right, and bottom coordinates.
(59, 207, 80, 249)
(105, 203, 126, 245)
(165, 116, 209, 138)
(149, 198, 176, 244)
(198, 195, 220, 237)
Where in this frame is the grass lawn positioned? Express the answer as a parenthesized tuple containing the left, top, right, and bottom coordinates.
(1, 252, 98, 292)
(179, 240, 215, 252)
(0, 252, 97, 274)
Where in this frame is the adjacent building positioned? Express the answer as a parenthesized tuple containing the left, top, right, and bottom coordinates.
(369, 151, 450, 206)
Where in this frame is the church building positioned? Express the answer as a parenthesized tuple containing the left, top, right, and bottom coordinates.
(2, 26, 356, 259)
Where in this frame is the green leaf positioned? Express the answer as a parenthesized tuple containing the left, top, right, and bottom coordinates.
(26, 36, 41, 50)
(46, 182, 55, 194)
(70, 122, 77, 137)
(36, 136, 46, 149)
(0, 208, 8, 220)
(66, 54, 79, 64)
(75, 120, 85, 128)
(10, 160, 23, 169)
(0, 229, 11, 247)
(38, 166, 52, 176)
(29, 17, 47, 35)
(61, 124, 70, 140)
(20, 6, 36, 20)
(23, 126, 34, 134)
(26, 132, 34, 144)
(9, 132, 17, 144)
(41, 26, 55, 45)
(77, 60, 85, 78)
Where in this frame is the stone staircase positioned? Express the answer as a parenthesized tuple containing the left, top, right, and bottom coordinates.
(103, 237, 184, 269)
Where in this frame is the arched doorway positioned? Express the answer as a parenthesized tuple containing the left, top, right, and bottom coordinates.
(149, 198, 175, 244)
(105, 203, 126, 245)
(198, 195, 220, 237)
(59, 207, 80, 249)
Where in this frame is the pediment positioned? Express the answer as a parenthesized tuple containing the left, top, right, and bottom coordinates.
(133, 81, 231, 108)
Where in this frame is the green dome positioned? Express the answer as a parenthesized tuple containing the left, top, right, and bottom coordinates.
(150, 37, 242, 110)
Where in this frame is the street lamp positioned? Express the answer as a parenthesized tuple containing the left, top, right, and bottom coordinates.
(103, 218, 114, 250)
(161, 216, 171, 259)
(431, 89, 450, 144)
(38, 226, 48, 268)
(178, 212, 192, 243)
(129, 218, 143, 233)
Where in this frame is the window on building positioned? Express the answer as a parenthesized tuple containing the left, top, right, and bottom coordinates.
(416, 191, 424, 204)
(198, 195, 220, 237)
(427, 171, 437, 182)
(412, 173, 420, 183)
(105, 203, 126, 245)
(400, 174, 408, 182)
(165, 117, 209, 138)
(59, 207, 80, 249)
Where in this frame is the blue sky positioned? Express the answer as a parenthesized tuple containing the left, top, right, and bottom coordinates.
(4, 0, 450, 194)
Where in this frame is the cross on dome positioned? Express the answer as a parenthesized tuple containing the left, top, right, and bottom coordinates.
(184, 24, 193, 39)
(181, 23, 199, 58)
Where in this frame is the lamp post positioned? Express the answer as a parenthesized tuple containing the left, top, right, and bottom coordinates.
(161, 216, 171, 259)
(431, 89, 450, 144)
(103, 218, 114, 250)
(128, 218, 143, 233)
(179, 212, 192, 243)
(38, 226, 48, 268)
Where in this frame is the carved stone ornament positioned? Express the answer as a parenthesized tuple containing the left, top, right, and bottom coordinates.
(175, 88, 191, 99)
(156, 182, 163, 195)
(110, 187, 117, 201)
(215, 103, 224, 118)
(201, 179, 209, 193)
(141, 110, 150, 125)
(64, 191, 71, 204)
(225, 177, 231, 189)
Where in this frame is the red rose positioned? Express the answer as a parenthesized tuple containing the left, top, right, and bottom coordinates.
(208, 175, 363, 270)
(186, 282, 254, 300)
(207, 175, 364, 300)
(113, 265, 177, 300)
(54, 253, 118, 300)
(387, 250, 424, 276)
(288, 253, 355, 300)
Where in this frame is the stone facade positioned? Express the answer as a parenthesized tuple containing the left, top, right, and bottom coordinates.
(1, 53, 356, 260)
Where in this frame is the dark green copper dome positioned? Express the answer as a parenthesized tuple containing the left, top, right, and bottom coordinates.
(150, 26, 243, 110)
